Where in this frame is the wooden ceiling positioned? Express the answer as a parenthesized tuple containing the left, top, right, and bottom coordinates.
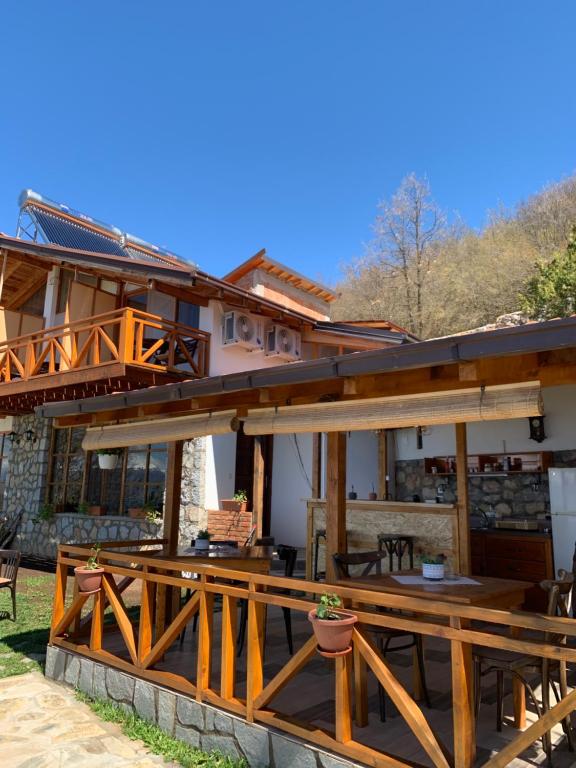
(0, 255, 49, 311)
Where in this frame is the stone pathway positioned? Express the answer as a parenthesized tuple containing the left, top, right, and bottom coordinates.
(0, 672, 174, 767)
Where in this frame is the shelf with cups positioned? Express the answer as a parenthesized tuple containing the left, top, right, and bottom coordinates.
(424, 451, 551, 476)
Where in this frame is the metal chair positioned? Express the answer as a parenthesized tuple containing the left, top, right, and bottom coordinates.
(377, 534, 414, 571)
(313, 529, 326, 581)
(237, 543, 296, 655)
(333, 549, 431, 721)
(474, 574, 575, 766)
(0, 549, 20, 621)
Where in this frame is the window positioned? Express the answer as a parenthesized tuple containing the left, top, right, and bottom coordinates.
(49, 427, 167, 516)
(0, 435, 11, 512)
(77, 272, 98, 288)
(47, 427, 85, 511)
(177, 300, 200, 329)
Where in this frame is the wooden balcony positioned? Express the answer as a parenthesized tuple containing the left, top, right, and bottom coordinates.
(0, 308, 210, 413)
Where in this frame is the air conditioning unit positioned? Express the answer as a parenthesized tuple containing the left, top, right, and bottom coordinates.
(221, 311, 263, 351)
(265, 325, 301, 361)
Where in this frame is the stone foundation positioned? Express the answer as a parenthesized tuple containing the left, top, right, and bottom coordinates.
(395, 449, 576, 518)
(16, 512, 164, 559)
(46, 645, 356, 768)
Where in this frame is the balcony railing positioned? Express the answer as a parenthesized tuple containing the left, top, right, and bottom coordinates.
(0, 308, 210, 383)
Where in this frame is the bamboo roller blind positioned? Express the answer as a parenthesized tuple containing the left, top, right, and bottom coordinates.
(82, 410, 240, 450)
(242, 382, 543, 435)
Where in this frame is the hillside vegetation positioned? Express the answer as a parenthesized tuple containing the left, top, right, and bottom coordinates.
(333, 173, 576, 338)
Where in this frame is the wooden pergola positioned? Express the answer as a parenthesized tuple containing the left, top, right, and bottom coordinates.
(43, 317, 576, 768)
(40, 316, 576, 576)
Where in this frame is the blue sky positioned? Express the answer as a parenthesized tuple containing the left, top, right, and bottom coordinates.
(1, 1, 575, 285)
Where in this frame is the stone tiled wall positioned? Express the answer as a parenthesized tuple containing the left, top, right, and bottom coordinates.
(395, 450, 576, 517)
(46, 645, 351, 768)
(4, 413, 51, 521)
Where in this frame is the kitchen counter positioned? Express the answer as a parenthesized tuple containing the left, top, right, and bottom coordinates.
(306, 498, 459, 579)
(470, 526, 552, 538)
(471, 528, 554, 610)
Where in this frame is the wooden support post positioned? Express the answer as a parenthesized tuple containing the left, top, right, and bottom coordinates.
(353, 643, 368, 727)
(138, 579, 155, 664)
(246, 583, 265, 722)
(253, 436, 265, 539)
(312, 433, 322, 499)
(90, 589, 105, 652)
(450, 617, 475, 768)
(50, 556, 68, 643)
(220, 594, 238, 700)
(378, 430, 388, 500)
(325, 432, 347, 584)
(196, 576, 214, 701)
(164, 440, 184, 557)
(335, 652, 353, 744)
(455, 423, 471, 576)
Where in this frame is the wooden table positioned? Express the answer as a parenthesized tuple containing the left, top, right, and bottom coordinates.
(336, 572, 533, 768)
(173, 544, 274, 574)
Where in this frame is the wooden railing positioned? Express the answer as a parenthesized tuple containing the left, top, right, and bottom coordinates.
(0, 308, 210, 382)
(51, 543, 576, 768)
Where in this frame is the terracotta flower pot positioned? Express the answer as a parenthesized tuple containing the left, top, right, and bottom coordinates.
(75, 566, 104, 593)
(128, 508, 146, 519)
(221, 499, 249, 513)
(308, 609, 357, 654)
(89, 506, 104, 516)
(368, 492, 378, 501)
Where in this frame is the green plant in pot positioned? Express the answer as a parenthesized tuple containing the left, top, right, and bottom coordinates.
(144, 502, 161, 523)
(421, 553, 446, 580)
(76, 501, 89, 515)
(74, 543, 104, 593)
(195, 529, 211, 550)
(221, 490, 249, 513)
(34, 502, 55, 523)
(308, 592, 357, 656)
(97, 447, 123, 470)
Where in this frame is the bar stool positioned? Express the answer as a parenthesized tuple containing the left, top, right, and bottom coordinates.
(377, 534, 415, 571)
(313, 529, 326, 581)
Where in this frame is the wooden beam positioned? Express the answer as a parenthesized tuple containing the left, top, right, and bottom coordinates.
(325, 432, 346, 583)
(252, 435, 265, 539)
(164, 440, 184, 556)
(455, 423, 470, 576)
(311, 433, 322, 499)
(378, 430, 388, 500)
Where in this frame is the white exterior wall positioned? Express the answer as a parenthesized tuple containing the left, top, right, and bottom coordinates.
(204, 433, 237, 509)
(269, 430, 379, 548)
(395, 385, 576, 459)
(201, 302, 289, 376)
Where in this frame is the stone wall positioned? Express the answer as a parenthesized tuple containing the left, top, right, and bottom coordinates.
(395, 450, 576, 518)
(16, 512, 164, 559)
(4, 413, 51, 522)
(46, 645, 352, 768)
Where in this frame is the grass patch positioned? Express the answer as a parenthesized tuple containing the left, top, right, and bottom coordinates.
(0, 573, 53, 678)
(76, 690, 247, 768)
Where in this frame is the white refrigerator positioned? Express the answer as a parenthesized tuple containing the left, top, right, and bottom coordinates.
(548, 468, 576, 575)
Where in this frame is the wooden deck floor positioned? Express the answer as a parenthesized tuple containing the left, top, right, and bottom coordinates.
(99, 599, 576, 768)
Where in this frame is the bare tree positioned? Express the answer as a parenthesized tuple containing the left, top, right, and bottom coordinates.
(368, 173, 446, 337)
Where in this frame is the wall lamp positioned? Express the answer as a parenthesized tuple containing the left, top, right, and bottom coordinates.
(8, 429, 37, 444)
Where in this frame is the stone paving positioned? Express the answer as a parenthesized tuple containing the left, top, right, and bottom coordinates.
(0, 672, 174, 768)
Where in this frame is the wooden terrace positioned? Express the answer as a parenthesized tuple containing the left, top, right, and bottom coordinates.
(0, 308, 209, 412)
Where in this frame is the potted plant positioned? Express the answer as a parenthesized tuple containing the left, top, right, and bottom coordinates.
(194, 529, 211, 550)
(368, 483, 377, 501)
(421, 554, 446, 580)
(221, 490, 249, 512)
(89, 505, 105, 516)
(33, 503, 54, 524)
(348, 486, 357, 500)
(128, 505, 146, 519)
(74, 544, 104, 593)
(76, 501, 89, 515)
(308, 592, 357, 655)
(144, 502, 161, 523)
(97, 448, 122, 470)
